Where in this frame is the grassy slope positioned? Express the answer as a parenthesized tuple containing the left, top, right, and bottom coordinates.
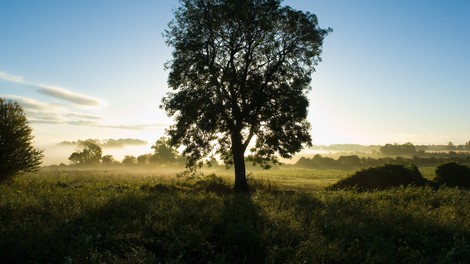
(0, 168, 469, 263)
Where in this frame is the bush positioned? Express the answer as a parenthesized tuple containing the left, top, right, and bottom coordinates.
(328, 164, 427, 191)
(435, 162, 470, 188)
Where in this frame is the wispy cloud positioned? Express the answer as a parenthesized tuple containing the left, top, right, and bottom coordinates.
(67, 112, 103, 120)
(0, 71, 104, 107)
(97, 123, 168, 130)
(35, 84, 103, 106)
(1, 94, 167, 131)
(67, 121, 168, 131)
(0, 72, 168, 131)
(0, 94, 67, 124)
(0, 72, 24, 82)
(0, 94, 58, 111)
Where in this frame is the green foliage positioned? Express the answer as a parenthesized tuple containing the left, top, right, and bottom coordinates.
(68, 139, 103, 166)
(162, 0, 330, 190)
(380, 142, 418, 156)
(101, 154, 115, 165)
(296, 153, 470, 171)
(0, 98, 43, 181)
(435, 162, 470, 188)
(329, 164, 427, 191)
(121, 155, 137, 165)
(150, 137, 179, 165)
(1, 169, 469, 263)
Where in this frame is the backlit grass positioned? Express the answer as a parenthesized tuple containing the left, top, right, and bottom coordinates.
(1, 167, 469, 263)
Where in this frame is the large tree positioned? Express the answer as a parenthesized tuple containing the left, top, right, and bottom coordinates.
(0, 98, 44, 181)
(162, 0, 330, 191)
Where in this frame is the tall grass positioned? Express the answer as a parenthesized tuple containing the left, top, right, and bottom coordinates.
(0, 168, 469, 263)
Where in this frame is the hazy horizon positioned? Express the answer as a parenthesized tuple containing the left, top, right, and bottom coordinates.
(39, 138, 470, 166)
(1, 1, 469, 165)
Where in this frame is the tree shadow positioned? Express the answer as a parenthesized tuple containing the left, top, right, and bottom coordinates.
(2, 181, 468, 263)
(0, 182, 267, 263)
(212, 193, 266, 263)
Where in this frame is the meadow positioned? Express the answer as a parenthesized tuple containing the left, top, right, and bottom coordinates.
(1, 166, 469, 263)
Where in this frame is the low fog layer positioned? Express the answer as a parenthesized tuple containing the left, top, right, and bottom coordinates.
(41, 142, 153, 166)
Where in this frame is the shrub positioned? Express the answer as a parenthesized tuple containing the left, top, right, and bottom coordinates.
(435, 162, 470, 188)
(192, 174, 232, 194)
(328, 164, 426, 191)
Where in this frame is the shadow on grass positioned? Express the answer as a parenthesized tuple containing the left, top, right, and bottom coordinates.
(0, 177, 266, 263)
(1, 179, 469, 263)
(213, 193, 266, 263)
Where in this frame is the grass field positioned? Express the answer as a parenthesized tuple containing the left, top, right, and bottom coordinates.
(1, 166, 469, 263)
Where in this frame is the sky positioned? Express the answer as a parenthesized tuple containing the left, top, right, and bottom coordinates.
(1, 0, 469, 164)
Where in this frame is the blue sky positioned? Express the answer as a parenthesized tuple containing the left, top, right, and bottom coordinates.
(1, 0, 469, 163)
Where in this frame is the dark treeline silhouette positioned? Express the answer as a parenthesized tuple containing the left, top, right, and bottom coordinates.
(328, 164, 427, 191)
(306, 142, 470, 155)
(379, 142, 470, 156)
(328, 162, 470, 190)
(380, 142, 418, 156)
(296, 154, 470, 170)
(67, 137, 186, 167)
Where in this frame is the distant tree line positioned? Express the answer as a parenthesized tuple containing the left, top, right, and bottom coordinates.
(296, 154, 470, 170)
(68, 137, 185, 167)
(379, 142, 470, 156)
(379, 142, 418, 156)
(303, 142, 470, 156)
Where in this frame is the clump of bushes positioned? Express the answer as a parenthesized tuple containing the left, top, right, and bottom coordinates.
(328, 164, 427, 191)
(434, 162, 470, 188)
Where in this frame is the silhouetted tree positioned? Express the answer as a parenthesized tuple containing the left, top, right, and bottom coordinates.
(435, 162, 470, 188)
(102, 155, 115, 165)
(0, 98, 44, 181)
(380, 142, 417, 156)
(68, 140, 102, 165)
(137, 154, 152, 165)
(150, 137, 178, 165)
(338, 155, 362, 169)
(122, 155, 137, 165)
(447, 142, 456, 151)
(162, 0, 330, 191)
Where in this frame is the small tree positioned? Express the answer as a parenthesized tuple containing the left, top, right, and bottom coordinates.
(137, 154, 152, 165)
(68, 140, 102, 166)
(0, 98, 44, 181)
(150, 137, 178, 165)
(435, 162, 470, 188)
(122, 155, 137, 165)
(162, 0, 330, 191)
(102, 155, 115, 165)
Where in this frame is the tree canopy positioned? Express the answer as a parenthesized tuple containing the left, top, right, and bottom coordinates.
(0, 98, 43, 181)
(162, 0, 330, 191)
(379, 143, 418, 156)
(68, 140, 103, 166)
(150, 137, 179, 165)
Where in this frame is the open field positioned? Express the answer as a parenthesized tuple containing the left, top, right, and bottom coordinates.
(1, 167, 469, 263)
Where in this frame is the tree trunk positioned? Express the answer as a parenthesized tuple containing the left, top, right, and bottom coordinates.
(232, 133, 249, 192)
